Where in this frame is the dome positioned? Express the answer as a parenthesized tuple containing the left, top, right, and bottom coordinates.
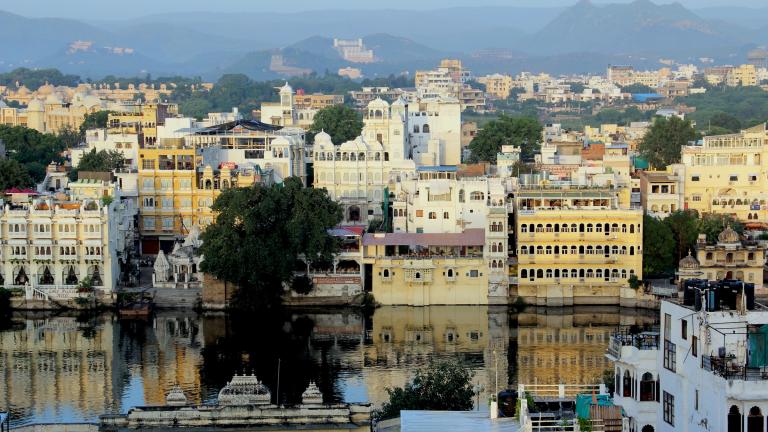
(44, 93, 63, 105)
(279, 81, 293, 94)
(368, 97, 390, 108)
(679, 251, 699, 270)
(27, 98, 44, 112)
(165, 385, 188, 406)
(313, 130, 333, 147)
(37, 83, 54, 95)
(717, 225, 740, 244)
(301, 381, 323, 405)
(392, 97, 407, 107)
(218, 374, 271, 406)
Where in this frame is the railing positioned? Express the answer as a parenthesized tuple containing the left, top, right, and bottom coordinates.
(607, 330, 660, 358)
(518, 383, 606, 399)
(702, 355, 768, 381)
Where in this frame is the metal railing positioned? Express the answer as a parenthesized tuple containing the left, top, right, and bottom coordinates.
(702, 355, 768, 381)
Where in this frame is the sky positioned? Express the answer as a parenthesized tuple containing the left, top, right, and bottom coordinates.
(4, 0, 768, 20)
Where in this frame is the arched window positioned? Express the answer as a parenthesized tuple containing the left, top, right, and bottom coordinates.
(748, 407, 764, 432)
(458, 189, 465, 203)
(423, 124, 430, 133)
(521, 269, 527, 278)
(729, 406, 742, 432)
(640, 373, 655, 401)
(641, 426, 655, 432)
(536, 269, 543, 279)
(383, 269, 390, 278)
(623, 370, 632, 397)
(630, 225, 635, 233)
(470, 191, 485, 201)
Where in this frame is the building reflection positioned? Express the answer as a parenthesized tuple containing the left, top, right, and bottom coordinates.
(0, 305, 660, 424)
(0, 313, 120, 422)
(515, 306, 657, 385)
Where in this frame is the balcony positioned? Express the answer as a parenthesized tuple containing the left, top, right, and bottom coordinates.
(702, 355, 768, 381)
(606, 328, 660, 359)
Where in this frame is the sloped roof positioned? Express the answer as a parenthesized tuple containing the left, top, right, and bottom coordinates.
(196, 119, 282, 135)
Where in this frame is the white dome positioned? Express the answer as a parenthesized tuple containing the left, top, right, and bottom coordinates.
(368, 97, 390, 108)
(313, 131, 333, 148)
(279, 81, 293, 94)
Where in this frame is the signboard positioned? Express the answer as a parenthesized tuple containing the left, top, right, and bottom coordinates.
(219, 162, 238, 170)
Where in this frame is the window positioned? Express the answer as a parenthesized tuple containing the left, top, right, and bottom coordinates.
(468, 270, 479, 278)
(750, 175, 758, 181)
(681, 319, 687, 340)
(692, 195, 702, 202)
(663, 340, 676, 372)
(162, 197, 173, 209)
(692, 335, 697, 357)
(691, 175, 700, 182)
(664, 313, 671, 340)
(160, 179, 172, 190)
(142, 159, 156, 170)
(729, 175, 738, 182)
(143, 197, 154, 208)
(663, 391, 674, 426)
(143, 217, 155, 230)
(142, 178, 154, 190)
(694, 389, 699, 411)
(428, 212, 437, 219)
(443, 212, 449, 219)
(162, 217, 174, 230)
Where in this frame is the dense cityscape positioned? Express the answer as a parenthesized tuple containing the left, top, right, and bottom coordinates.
(2, 0, 768, 431)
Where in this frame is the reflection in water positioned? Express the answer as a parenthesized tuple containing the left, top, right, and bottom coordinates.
(0, 306, 657, 425)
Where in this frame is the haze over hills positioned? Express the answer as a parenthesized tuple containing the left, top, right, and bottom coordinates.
(0, 0, 765, 80)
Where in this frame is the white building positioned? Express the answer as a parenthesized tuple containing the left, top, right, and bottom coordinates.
(408, 98, 462, 166)
(608, 288, 768, 432)
(72, 128, 140, 169)
(0, 194, 124, 301)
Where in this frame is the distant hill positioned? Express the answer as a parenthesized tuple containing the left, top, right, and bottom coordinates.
(525, 0, 755, 58)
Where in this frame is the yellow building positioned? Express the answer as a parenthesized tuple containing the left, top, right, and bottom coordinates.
(515, 187, 644, 307)
(727, 64, 758, 87)
(637, 170, 682, 218)
(678, 227, 766, 292)
(477, 74, 514, 99)
(679, 123, 768, 224)
(108, 103, 177, 147)
(362, 229, 489, 305)
(137, 141, 263, 253)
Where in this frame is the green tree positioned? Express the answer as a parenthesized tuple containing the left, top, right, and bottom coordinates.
(642, 214, 676, 277)
(57, 125, 82, 149)
(75, 149, 126, 172)
(0, 125, 67, 181)
(79, 111, 112, 136)
(697, 213, 744, 244)
(467, 115, 542, 162)
(708, 112, 741, 133)
(199, 177, 342, 311)
(638, 116, 697, 169)
(308, 105, 363, 144)
(621, 84, 654, 94)
(375, 359, 475, 421)
(0, 159, 33, 191)
(664, 210, 700, 262)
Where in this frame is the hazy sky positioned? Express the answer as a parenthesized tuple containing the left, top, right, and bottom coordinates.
(5, 0, 768, 20)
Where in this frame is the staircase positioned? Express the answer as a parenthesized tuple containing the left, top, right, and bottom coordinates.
(151, 288, 201, 309)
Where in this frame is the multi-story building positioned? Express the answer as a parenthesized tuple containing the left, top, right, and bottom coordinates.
(477, 74, 514, 99)
(727, 64, 758, 87)
(608, 288, 768, 432)
(408, 98, 462, 166)
(678, 226, 766, 292)
(362, 229, 489, 305)
(108, 102, 178, 148)
(0, 193, 123, 300)
(332, 38, 375, 63)
(136, 132, 276, 252)
(637, 170, 683, 218)
(679, 123, 768, 223)
(515, 185, 644, 307)
(348, 87, 404, 108)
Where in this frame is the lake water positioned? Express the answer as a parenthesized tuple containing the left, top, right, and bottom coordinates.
(0, 305, 657, 426)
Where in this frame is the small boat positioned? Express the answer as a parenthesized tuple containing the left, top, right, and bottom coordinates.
(118, 293, 153, 318)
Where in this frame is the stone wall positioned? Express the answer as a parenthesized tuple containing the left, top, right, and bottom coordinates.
(201, 274, 236, 310)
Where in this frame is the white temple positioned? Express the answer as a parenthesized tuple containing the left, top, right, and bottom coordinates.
(152, 225, 203, 289)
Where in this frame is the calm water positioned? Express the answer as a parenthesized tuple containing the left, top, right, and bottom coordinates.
(0, 305, 657, 426)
